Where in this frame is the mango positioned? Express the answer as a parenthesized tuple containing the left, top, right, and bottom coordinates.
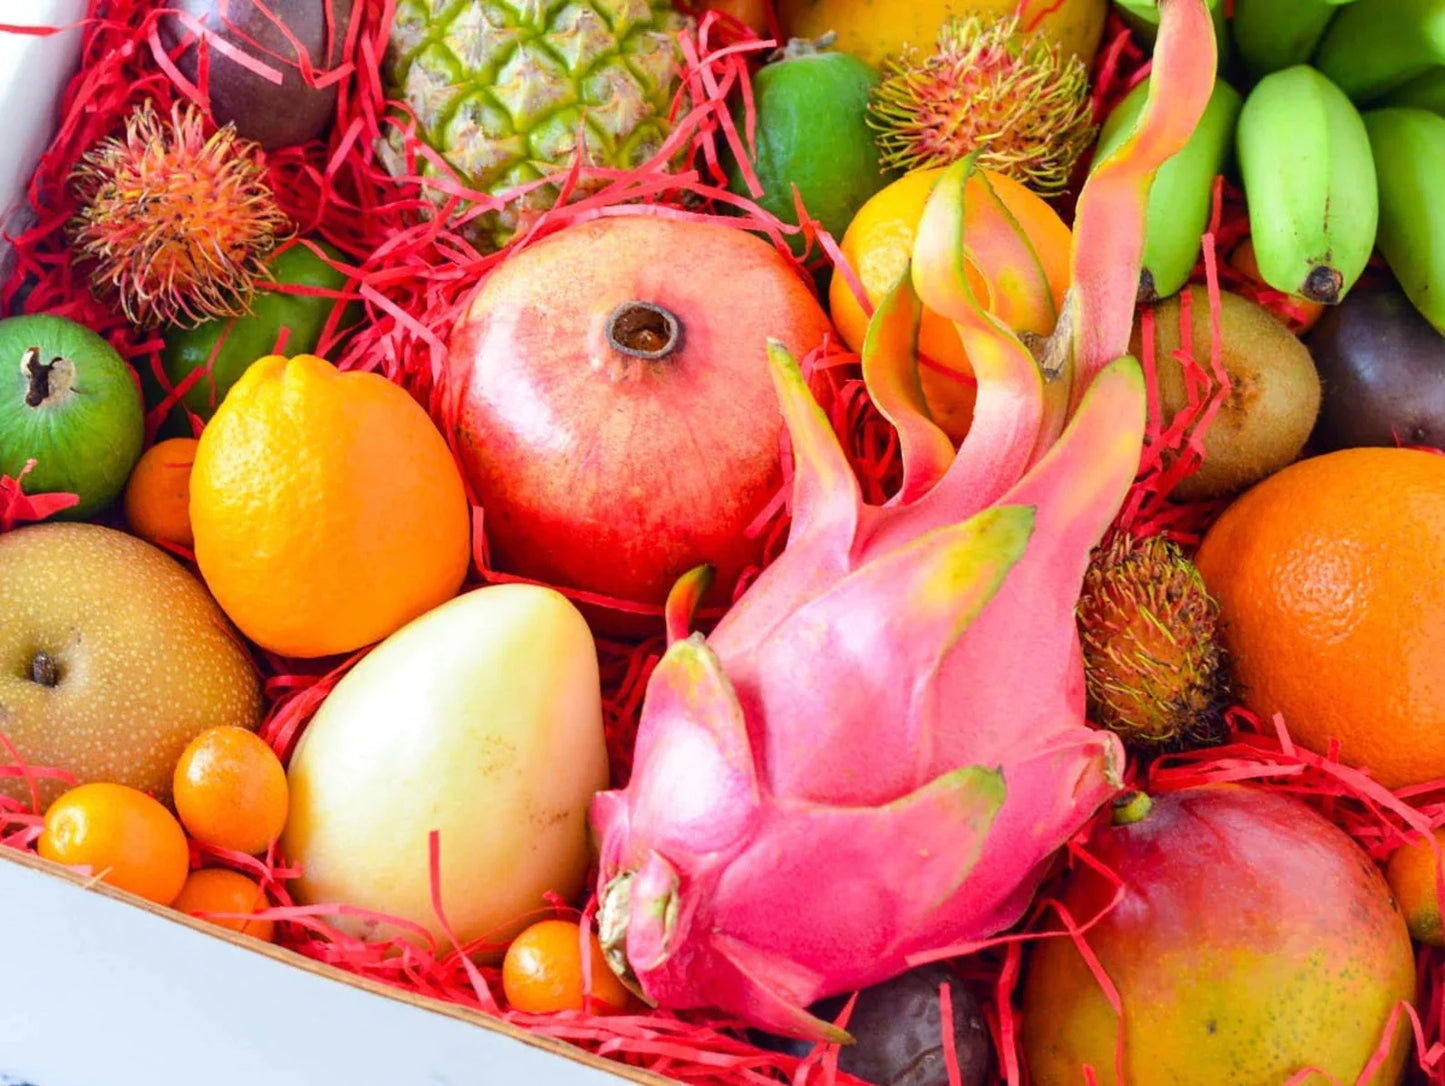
(281, 584, 608, 954)
(1022, 786, 1416, 1086)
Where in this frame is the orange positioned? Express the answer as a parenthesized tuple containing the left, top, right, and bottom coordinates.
(123, 437, 198, 548)
(779, 0, 1109, 67)
(172, 867, 275, 941)
(830, 167, 1071, 442)
(189, 354, 471, 658)
(173, 725, 289, 855)
(502, 919, 631, 1015)
(38, 782, 190, 905)
(1385, 829, 1445, 946)
(1196, 448, 1445, 789)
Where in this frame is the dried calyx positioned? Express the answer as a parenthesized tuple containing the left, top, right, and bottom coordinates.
(607, 302, 683, 361)
(20, 348, 74, 409)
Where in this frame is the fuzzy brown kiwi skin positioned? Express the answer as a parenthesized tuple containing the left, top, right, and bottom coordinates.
(1129, 287, 1322, 502)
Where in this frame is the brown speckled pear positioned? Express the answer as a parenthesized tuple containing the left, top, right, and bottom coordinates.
(0, 523, 262, 810)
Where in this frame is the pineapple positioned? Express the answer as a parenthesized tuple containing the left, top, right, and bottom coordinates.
(382, 0, 692, 249)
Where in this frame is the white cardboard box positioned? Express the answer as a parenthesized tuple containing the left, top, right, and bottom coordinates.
(0, 7, 654, 1084)
(0, 851, 655, 1085)
(0, 1, 88, 289)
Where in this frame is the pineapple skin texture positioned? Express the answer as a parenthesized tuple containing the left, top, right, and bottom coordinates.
(384, 0, 691, 248)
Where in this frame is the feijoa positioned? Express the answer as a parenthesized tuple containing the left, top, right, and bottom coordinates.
(0, 315, 143, 518)
(725, 40, 894, 255)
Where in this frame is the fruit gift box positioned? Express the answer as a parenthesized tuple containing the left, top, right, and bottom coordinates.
(4, 1, 1445, 1084)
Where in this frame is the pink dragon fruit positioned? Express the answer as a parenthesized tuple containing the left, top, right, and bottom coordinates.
(590, 0, 1219, 1042)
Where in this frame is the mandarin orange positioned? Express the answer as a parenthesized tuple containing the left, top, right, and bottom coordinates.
(1196, 448, 1445, 789)
(172, 867, 275, 941)
(189, 354, 471, 658)
(123, 437, 198, 548)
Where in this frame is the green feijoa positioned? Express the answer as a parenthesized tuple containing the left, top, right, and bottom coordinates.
(726, 41, 894, 254)
(0, 314, 143, 519)
(159, 240, 357, 422)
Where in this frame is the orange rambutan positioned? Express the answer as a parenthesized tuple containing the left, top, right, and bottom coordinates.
(868, 15, 1096, 196)
(1076, 533, 1232, 753)
(68, 101, 291, 329)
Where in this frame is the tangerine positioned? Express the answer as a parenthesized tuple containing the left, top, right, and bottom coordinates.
(189, 354, 471, 658)
(1385, 829, 1445, 946)
(38, 782, 190, 905)
(123, 437, 198, 548)
(174, 725, 289, 855)
(830, 167, 1071, 442)
(1196, 448, 1445, 788)
(502, 919, 631, 1015)
(172, 867, 275, 941)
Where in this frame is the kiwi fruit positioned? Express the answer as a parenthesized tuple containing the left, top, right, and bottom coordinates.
(1129, 286, 1322, 501)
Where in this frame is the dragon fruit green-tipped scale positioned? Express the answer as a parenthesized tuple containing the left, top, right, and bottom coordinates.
(590, 0, 1220, 1042)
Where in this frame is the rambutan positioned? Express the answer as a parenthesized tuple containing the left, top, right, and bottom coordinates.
(1077, 533, 1232, 753)
(68, 101, 291, 329)
(867, 15, 1096, 195)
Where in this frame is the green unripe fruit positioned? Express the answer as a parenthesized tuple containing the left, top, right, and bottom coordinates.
(159, 240, 356, 422)
(0, 314, 143, 519)
(726, 40, 894, 255)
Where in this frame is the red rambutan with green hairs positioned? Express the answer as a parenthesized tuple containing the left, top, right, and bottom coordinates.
(67, 100, 292, 329)
(1077, 533, 1232, 753)
(868, 14, 1097, 195)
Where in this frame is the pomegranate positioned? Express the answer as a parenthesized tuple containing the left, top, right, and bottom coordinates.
(1022, 785, 1417, 1086)
(448, 216, 835, 631)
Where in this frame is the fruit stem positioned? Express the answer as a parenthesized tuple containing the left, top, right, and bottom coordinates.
(30, 651, 59, 688)
(1111, 790, 1153, 825)
(1302, 265, 1344, 306)
(607, 302, 682, 361)
(23, 348, 54, 408)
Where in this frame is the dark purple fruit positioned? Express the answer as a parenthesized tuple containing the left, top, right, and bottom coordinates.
(751, 964, 993, 1086)
(1308, 283, 1445, 451)
(159, 0, 355, 150)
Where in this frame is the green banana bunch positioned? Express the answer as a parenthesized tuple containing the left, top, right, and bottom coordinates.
(1365, 107, 1445, 334)
(1094, 77, 1242, 302)
(1315, 0, 1445, 104)
(1237, 65, 1378, 305)
(1385, 69, 1445, 113)
(1230, 0, 1359, 80)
